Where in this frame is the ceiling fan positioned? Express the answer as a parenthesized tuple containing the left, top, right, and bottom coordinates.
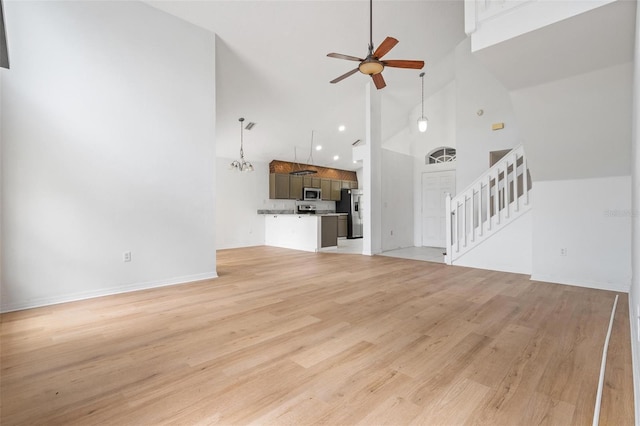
(327, 0, 425, 90)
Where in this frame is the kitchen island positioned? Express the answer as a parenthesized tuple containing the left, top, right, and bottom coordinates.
(259, 211, 346, 252)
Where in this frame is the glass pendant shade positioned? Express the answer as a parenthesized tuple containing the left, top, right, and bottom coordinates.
(418, 116, 428, 132)
(242, 161, 254, 172)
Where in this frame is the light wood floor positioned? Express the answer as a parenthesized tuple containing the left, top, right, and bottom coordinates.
(1, 246, 634, 425)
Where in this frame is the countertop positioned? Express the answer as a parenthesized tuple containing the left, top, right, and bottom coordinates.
(257, 210, 347, 216)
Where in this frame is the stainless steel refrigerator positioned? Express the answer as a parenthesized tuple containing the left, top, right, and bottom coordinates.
(337, 189, 363, 239)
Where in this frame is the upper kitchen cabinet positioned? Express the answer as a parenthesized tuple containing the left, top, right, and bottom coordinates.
(269, 160, 358, 200)
(330, 180, 342, 201)
(303, 176, 321, 189)
(320, 179, 331, 200)
(269, 173, 290, 199)
(289, 175, 303, 200)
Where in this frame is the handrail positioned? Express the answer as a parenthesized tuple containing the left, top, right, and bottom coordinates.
(454, 144, 524, 200)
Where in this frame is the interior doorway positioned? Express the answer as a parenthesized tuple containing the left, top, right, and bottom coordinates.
(421, 170, 456, 248)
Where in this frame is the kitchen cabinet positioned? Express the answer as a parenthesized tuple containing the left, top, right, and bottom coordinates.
(330, 180, 342, 201)
(302, 176, 321, 189)
(321, 215, 338, 248)
(337, 215, 347, 237)
(340, 180, 359, 190)
(320, 179, 332, 200)
(289, 175, 303, 200)
(270, 173, 356, 200)
(265, 215, 321, 252)
(269, 173, 290, 199)
(264, 214, 339, 251)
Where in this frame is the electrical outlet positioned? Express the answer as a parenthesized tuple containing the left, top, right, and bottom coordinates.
(123, 251, 132, 262)
(560, 248, 567, 256)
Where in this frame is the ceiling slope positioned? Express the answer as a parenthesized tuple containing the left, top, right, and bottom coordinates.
(146, 0, 466, 170)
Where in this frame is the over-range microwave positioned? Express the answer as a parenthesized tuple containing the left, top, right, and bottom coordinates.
(303, 187, 321, 201)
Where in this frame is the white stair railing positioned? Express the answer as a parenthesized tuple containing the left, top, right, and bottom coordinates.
(445, 145, 531, 264)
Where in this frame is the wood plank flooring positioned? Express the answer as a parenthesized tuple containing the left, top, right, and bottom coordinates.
(0, 246, 634, 425)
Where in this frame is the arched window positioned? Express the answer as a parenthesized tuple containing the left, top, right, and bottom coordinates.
(426, 147, 456, 164)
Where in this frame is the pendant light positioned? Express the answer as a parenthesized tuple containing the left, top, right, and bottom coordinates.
(230, 117, 254, 172)
(290, 130, 318, 176)
(417, 72, 428, 133)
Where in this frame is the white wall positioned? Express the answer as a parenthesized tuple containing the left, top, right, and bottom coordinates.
(363, 82, 383, 256)
(531, 176, 632, 292)
(628, 0, 640, 421)
(414, 80, 457, 160)
(454, 38, 521, 193)
(468, 0, 616, 52)
(216, 158, 267, 249)
(511, 62, 633, 182)
(454, 209, 532, 275)
(509, 61, 633, 295)
(0, 1, 217, 312)
(384, 80, 457, 160)
(381, 149, 414, 251)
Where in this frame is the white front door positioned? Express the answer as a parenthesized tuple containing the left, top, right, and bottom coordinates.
(422, 171, 456, 247)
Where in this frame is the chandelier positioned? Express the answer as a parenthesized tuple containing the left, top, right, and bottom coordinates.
(230, 117, 254, 172)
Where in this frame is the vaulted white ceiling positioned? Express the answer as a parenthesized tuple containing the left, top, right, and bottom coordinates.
(146, 1, 467, 171)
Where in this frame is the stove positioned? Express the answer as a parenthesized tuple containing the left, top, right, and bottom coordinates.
(297, 204, 316, 214)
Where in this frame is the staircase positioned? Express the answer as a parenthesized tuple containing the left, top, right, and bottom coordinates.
(445, 145, 532, 265)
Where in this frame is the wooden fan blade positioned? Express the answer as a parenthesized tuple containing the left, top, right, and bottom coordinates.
(330, 68, 359, 84)
(327, 53, 364, 62)
(383, 60, 425, 69)
(372, 73, 386, 90)
(373, 37, 398, 59)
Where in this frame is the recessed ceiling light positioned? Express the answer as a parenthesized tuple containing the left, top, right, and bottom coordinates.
(338, 125, 346, 132)
(353, 160, 357, 164)
(333, 155, 340, 161)
(315, 145, 322, 151)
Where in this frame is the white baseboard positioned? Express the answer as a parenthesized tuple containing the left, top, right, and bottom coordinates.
(627, 295, 640, 426)
(530, 274, 630, 293)
(0, 272, 219, 313)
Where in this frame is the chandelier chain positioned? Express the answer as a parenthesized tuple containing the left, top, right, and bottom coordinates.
(239, 118, 245, 160)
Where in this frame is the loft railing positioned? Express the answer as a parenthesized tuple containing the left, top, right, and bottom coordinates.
(465, 0, 535, 35)
(445, 145, 531, 264)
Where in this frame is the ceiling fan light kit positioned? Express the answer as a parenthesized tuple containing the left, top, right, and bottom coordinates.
(359, 59, 384, 75)
(326, 0, 424, 89)
(230, 117, 254, 172)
